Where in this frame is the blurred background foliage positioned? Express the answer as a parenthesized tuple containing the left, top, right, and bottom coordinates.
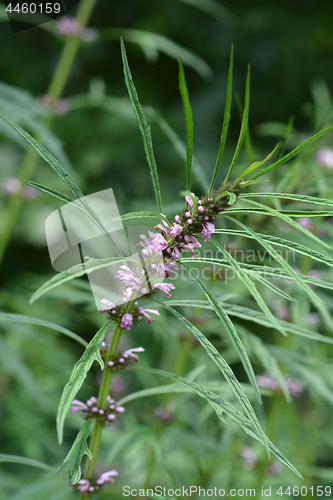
(1, 0, 333, 498)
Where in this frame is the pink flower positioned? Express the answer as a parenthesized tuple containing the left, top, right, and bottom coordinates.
(96, 470, 118, 486)
(120, 313, 133, 330)
(100, 298, 116, 313)
(115, 265, 144, 292)
(316, 147, 333, 168)
(123, 347, 145, 362)
(168, 223, 183, 237)
(240, 446, 257, 470)
(297, 217, 312, 231)
(183, 235, 201, 257)
(139, 232, 168, 255)
(152, 282, 175, 298)
(71, 399, 88, 414)
(76, 479, 90, 493)
(202, 222, 215, 242)
(54, 16, 98, 42)
(185, 194, 194, 207)
(138, 308, 160, 323)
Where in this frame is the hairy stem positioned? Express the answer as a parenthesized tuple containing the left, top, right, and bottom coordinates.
(0, 0, 98, 267)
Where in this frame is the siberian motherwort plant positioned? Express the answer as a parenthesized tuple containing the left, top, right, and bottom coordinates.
(1, 40, 333, 498)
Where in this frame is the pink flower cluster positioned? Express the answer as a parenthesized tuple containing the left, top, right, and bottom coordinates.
(74, 470, 118, 494)
(71, 395, 125, 425)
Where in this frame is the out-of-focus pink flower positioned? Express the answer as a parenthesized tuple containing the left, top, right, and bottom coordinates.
(297, 217, 313, 231)
(138, 308, 160, 323)
(316, 147, 333, 168)
(239, 446, 257, 470)
(54, 16, 98, 43)
(2, 177, 22, 195)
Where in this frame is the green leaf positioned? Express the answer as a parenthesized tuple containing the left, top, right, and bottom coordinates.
(56, 420, 93, 484)
(152, 300, 270, 456)
(22, 181, 74, 204)
(224, 208, 333, 218)
(0, 112, 83, 199)
(30, 256, 136, 304)
(120, 38, 163, 214)
(214, 228, 333, 270)
(239, 191, 333, 207)
(233, 144, 279, 186)
(248, 124, 333, 180)
(130, 366, 301, 477)
(223, 64, 250, 183)
(210, 239, 288, 337)
(208, 45, 233, 193)
(181, 264, 262, 403)
(106, 28, 213, 79)
(113, 211, 161, 221)
(163, 302, 333, 344)
(56, 321, 110, 444)
(0, 312, 88, 347)
(178, 58, 194, 192)
(224, 216, 322, 306)
(180, 257, 296, 302)
(0, 454, 55, 473)
(240, 198, 331, 250)
(146, 106, 210, 190)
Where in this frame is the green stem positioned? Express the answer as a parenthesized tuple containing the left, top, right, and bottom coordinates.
(0, 0, 98, 267)
(80, 301, 135, 500)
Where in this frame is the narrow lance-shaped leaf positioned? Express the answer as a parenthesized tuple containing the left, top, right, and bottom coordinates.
(181, 263, 262, 403)
(208, 44, 233, 193)
(0, 113, 123, 256)
(0, 112, 83, 199)
(164, 300, 333, 344)
(241, 198, 331, 250)
(30, 256, 138, 304)
(153, 300, 270, 456)
(223, 64, 250, 183)
(232, 144, 279, 187)
(56, 420, 93, 484)
(178, 58, 194, 192)
(23, 181, 74, 204)
(57, 321, 110, 444)
(224, 216, 322, 307)
(0, 454, 55, 473)
(239, 191, 333, 207)
(0, 312, 88, 347)
(248, 124, 333, 181)
(129, 366, 301, 477)
(210, 239, 288, 337)
(214, 228, 333, 270)
(120, 38, 163, 214)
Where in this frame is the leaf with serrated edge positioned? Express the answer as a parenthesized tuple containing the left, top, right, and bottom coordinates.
(178, 58, 193, 191)
(130, 366, 301, 477)
(240, 198, 331, 249)
(224, 216, 322, 307)
(23, 181, 74, 204)
(152, 300, 270, 456)
(56, 420, 93, 483)
(181, 264, 262, 403)
(120, 38, 163, 214)
(210, 239, 288, 337)
(30, 256, 137, 304)
(209, 45, 233, 193)
(223, 64, 250, 183)
(214, 229, 333, 270)
(239, 192, 333, 206)
(0, 312, 87, 347)
(57, 322, 110, 444)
